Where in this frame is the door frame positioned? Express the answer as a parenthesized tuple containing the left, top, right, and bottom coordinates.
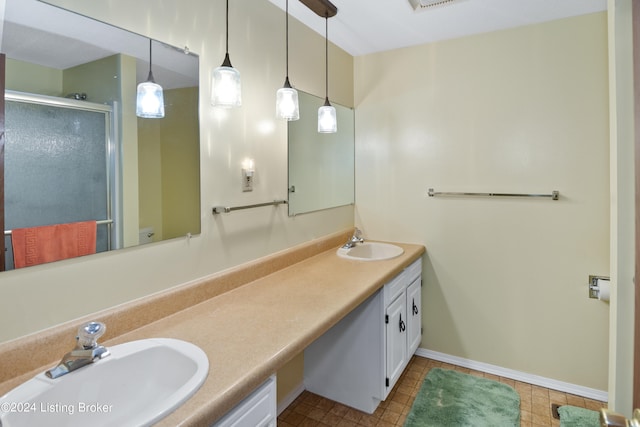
(0, 54, 5, 272)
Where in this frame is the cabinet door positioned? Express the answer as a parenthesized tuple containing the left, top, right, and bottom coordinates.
(406, 278, 422, 356)
(385, 294, 407, 394)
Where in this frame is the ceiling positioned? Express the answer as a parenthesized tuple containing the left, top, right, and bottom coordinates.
(0, 0, 608, 86)
(268, 0, 608, 57)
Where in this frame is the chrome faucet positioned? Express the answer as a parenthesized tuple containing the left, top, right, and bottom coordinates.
(45, 321, 110, 379)
(342, 227, 364, 249)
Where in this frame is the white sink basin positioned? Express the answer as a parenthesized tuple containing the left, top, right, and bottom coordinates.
(337, 241, 404, 261)
(0, 338, 208, 427)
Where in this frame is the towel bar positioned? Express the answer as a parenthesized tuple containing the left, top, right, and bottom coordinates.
(428, 188, 559, 200)
(212, 199, 288, 215)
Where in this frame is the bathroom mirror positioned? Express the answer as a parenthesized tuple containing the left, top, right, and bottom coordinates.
(0, 0, 201, 271)
(288, 91, 355, 216)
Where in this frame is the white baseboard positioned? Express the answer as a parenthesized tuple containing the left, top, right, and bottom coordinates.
(277, 350, 608, 415)
(277, 382, 305, 416)
(416, 348, 608, 402)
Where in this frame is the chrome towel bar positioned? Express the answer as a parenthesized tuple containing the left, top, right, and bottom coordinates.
(428, 188, 559, 200)
(212, 199, 288, 214)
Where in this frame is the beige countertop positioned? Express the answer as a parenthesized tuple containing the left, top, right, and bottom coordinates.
(0, 231, 425, 426)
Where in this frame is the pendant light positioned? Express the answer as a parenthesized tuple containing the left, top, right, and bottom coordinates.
(136, 39, 165, 118)
(211, 0, 241, 107)
(275, 0, 299, 121)
(318, 14, 337, 133)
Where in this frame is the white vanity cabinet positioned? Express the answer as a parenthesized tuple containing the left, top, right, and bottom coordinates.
(211, 375, 277, 427)
(304, 258, 422, 413)
(383, 259, 422, 399)
(407, 276, 422, 355)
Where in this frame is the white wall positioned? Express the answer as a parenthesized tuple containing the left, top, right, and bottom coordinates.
(0, 0, 354, 343)
(354, 13, 611, 390)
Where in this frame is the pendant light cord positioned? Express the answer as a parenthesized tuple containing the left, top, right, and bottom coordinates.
(147, 38, 155, 82)
(286, 0, 290, 78)
(324, 15, 329, 100)
(225, 0, 229, 54)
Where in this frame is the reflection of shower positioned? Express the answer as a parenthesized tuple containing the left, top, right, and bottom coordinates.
(3, 91, 118, 270)
(65, 92, 88, 100)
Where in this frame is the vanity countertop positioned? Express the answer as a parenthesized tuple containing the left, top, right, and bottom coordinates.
(0, 233, 425, 426)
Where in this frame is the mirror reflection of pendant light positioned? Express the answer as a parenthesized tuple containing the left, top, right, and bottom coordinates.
(211, 0, 241, 107)
(275, 0, 299, 121)
(318, 13, 337, 133)
(136, 39, 165, 118)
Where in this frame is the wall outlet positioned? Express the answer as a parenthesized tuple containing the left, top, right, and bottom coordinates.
(242, 168, 254, 192)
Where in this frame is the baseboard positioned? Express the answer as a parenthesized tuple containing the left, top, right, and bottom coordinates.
(416, 348, 608, 403)
(277, 382, 305, 416)
(278, 350, 608, 415)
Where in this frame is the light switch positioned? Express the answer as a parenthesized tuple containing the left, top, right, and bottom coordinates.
(241, 159, 255, 192)
(242, 168, 254, 192)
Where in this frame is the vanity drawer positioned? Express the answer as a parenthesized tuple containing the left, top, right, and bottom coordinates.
(383, 271, 406, 306)
(383, 258, 422, 307)
(212, 375, 276, 427)
(405, 258, 422, 283)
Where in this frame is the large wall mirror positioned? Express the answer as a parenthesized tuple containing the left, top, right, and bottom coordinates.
(0, 0, 200, 271)
(288, 91, 354, 216)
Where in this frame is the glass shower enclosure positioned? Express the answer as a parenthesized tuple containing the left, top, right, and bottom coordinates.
(3, 91, 118, 270)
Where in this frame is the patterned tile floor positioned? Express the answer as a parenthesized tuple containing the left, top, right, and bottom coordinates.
(277, 356, 606, 427)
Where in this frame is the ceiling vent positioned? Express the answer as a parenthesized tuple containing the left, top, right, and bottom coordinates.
(407, 0, 459, 11)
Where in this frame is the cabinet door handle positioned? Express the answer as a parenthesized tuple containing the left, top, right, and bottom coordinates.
(399, 314, 406, 332)
(413, 298, 419, 316)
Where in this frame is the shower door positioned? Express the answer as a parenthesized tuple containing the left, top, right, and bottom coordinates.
(3, 91, 116, 270)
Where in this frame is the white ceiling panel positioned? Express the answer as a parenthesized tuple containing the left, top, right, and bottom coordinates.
(269, 0, 608, 56)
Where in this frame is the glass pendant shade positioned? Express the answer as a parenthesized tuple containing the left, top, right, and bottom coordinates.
(136, 71, 165, 118)
(211, 54, 242, 107)
(276, 0, 299, 121)
(276, 77, 299, 121)
(318, 15, 336, 133)
(211, 0, 241, 109)
(318, 98, 337, 133)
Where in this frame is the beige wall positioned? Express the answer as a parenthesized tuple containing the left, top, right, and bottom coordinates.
(118, 53, 142, 248)
(138, 104, 164, 240)
(607, 0, 635, 416)
(0, 0, 354, 347)
(5, 58, 62, 95)
(354, 13, 610, 391)
(63, 54, 120, 103)
(138, 86, 200, 242)
(160, 87, 201, 240)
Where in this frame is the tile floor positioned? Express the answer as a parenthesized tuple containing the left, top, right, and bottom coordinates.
(277, 356, 606, 427)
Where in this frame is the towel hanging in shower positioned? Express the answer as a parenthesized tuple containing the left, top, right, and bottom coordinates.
(11, 220, 97, 268)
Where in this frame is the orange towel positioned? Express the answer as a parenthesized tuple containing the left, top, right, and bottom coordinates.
(11, 221, 97, 268)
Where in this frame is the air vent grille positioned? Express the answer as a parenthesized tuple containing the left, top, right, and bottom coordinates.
(408, 0, 458, 11)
